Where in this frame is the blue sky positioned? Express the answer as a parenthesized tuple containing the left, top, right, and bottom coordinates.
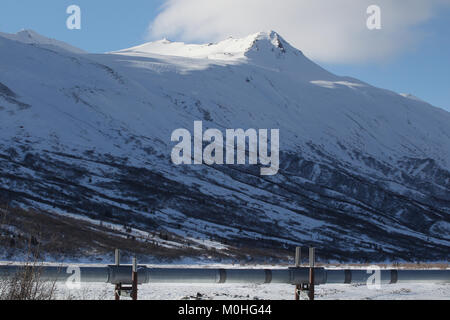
(323, 7, 450, 113)
(0, 0, 449, 111)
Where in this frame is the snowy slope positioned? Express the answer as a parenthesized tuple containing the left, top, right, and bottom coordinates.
(110, 31, 450, 168)
(0, 29, 86, 54)
(0, 30, 449, 262)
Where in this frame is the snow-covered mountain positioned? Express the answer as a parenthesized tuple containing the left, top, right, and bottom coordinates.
(0, 29, 86, 54)
(0, 30, 449, 262)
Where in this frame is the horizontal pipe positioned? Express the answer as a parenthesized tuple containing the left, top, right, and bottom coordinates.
(0, 265, 448, 285)
(0, 265, 110, 283)
(324, 269, 450, 284)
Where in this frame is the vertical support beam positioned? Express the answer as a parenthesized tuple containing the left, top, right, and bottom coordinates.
(114, 249, 121, 301)
(308, 247, 315, 301)
(115, 249, 120, 266)
(115, 283, 121, 300)
(294, 247, 301, 300)
(132, 257, 138, 301)
(295, 247, 301, 267)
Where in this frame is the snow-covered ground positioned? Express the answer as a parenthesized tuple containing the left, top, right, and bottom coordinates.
(54, 282, 450, 300)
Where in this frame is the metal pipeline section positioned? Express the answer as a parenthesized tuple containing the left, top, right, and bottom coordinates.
(324, 269, 450, 284)
(0, 265, 110, 283)
(0, 265, 448, 285)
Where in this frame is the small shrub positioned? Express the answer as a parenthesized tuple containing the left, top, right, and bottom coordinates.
(0, 263, 57, 300)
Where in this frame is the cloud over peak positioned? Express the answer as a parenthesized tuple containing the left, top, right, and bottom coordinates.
(148, 0, 450, 64)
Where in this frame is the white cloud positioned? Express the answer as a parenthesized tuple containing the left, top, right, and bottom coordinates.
(148, 0, 450, 63)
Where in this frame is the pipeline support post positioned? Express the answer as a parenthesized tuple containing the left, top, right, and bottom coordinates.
(111, 251, 138, 300)
(294, 246, 316, 300)
(308, 247, 315, 301)
(131, 257, 138, 300)
(114, 249, 121, 301)
(294, 246, 301, 300)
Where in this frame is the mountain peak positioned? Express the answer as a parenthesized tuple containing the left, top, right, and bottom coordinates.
(16, 29, 39, 38)
(114, 30, 304, 62)
(248, 30, 287, 49)
(242, 30, 303, 58)
(0, 29, 85, 54)
(112, 30, 336, 81)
